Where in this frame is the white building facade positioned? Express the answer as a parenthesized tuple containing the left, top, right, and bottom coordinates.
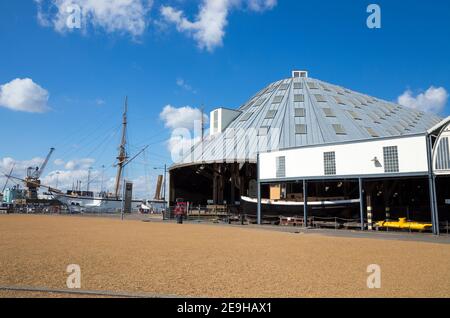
(257, 118, 450, 235)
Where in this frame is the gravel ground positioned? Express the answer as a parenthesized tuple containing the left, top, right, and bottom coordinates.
(0, 214, 449, 298)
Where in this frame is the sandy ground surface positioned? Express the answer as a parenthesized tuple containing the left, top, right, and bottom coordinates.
(0, 214, 449, 298)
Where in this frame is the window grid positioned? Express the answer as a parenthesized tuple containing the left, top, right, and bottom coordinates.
(383, 146, 399, 173)
(323, 152, 336, 175)
(276, 156, 286, 178)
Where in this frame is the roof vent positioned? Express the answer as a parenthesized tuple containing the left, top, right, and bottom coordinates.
(292, 70, 308, 78)
(209, 108, 242, 136)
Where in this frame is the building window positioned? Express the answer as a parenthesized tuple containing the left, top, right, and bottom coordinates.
(323, 151, 336, 175)
(294, 94, 304, 102)
(272, 95, 284, 104)
(295, 124, 307, 135)
(348, 110, 362, 120)
(314, 94, 327, 103)
(255, 98, 265, 106)
(294, 108, 305, 117)
(265, 109, 277, 119)
(307, 82, 318, 89)
(334, 96, 346, 105)
(258, 126, 269, 136)
(383, 146, 399, 173)
(293, 82, 303, 89)
(276, 156, 286, 178)
(365, 127, 379, 137)
(323, 108, 336, 117)
(293, 71, 308, 78)
(332, 124, 346, 135)
(241, 112, 254, 122)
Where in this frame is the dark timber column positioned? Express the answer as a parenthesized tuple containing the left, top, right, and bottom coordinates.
(218, 174, 224, 204)
(303, 179, 308, 228)
(383, 181, 391, 221)
(230, 164, 235, 205)
(359, 178, 364, 230)
(213, 171, 218, 204)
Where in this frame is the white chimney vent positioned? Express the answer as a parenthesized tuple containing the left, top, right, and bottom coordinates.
(209, 108, 242, 136)
(292, 70, 308, 78)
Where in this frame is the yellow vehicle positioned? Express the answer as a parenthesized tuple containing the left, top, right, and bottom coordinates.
(375, 218, 432, 231)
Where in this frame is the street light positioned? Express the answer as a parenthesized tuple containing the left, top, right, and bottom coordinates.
(153, 164, 167, 212)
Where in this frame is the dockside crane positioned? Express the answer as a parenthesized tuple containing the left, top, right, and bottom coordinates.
(2, 163, 15, 194)
(25, 147, 55, 199)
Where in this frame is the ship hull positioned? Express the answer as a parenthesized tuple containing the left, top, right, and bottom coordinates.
(55, 194, 144, 213)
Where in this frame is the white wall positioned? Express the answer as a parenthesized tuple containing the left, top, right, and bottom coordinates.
(260, 135, 429, 180)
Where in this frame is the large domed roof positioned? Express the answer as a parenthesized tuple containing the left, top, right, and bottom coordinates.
(176, 72, 442, 166)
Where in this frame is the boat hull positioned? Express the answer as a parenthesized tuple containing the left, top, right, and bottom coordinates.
(240, 196, 361, 218)
(55, 194, 144, 213)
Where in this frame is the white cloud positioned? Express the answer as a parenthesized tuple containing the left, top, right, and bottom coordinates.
(0, 78, 50, 113)
(95, 98, 105, 105)
(42, 169, 93, 190)
(159, 105, 209, 161)
(247, 0, 277, 12)
(176, 78, 196, 93)
(0, 157, 45, 175)
(35, 0, 153, 37)
(160, 104, 207, 130)
(54, 159, 65, 166)
(64, 158, 95, 170)
(160, 0, 277, 51)
(398, 86, 448, 114)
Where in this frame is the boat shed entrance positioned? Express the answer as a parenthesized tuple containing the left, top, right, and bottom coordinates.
(257, 118, 450, 235)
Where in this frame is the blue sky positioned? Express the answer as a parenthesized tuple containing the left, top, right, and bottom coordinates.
(0, 0, 449, 197)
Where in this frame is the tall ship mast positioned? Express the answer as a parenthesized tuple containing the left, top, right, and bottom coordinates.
(50, 97, 164, 213)
(114, 97, 129, 198)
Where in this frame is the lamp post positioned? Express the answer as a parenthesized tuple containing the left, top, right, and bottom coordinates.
(154, 164, 167, 213)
